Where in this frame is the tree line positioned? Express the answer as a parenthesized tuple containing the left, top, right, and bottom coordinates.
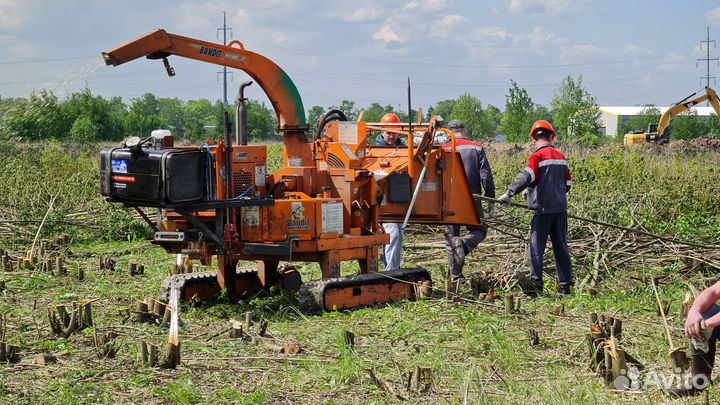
(1, 75, 717, 144)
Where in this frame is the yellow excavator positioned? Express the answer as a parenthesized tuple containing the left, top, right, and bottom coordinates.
(624, 86, 720, 145)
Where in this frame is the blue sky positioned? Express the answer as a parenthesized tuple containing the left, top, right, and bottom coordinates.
(1, 0, 720, 113)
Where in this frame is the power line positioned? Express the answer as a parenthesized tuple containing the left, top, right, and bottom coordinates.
(216, 11, 233, 108)
(697, 26, 718, 94)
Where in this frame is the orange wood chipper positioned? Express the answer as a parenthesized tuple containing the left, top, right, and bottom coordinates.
(100, 29, 486, 313)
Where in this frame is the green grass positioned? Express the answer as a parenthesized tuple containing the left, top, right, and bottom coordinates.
(0, 141, 719, 404)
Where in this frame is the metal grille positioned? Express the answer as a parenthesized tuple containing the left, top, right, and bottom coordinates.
(233, 171, 254, 197)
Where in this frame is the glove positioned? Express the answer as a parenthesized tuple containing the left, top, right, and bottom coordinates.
(487, 203, 496, 218)
(498, 193, 511, 207)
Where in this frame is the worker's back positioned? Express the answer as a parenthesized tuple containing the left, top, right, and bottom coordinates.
(524, 144, 571, 214)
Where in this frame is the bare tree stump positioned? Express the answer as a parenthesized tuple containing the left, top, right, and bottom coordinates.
(141, 341, 159, 367)
(417, 280, 432, 300)
(229, 321, 243, 339)
(129, 261, 137, 276)
(258, 319, 269, 337)
(681, 292, 692, 320)
(55, 257, 65, 276)
(245, 311, 253, 330)
(160, 307, 171, 328)
(342, 330, 355, 351)
(160, 341, 181, 369)
(77, 268, 85, 281)
(409, 366, 433, 392)
(48, 303, 78, 338)
(528, 328, 540, 346)
(504, 293, 515, 315)
(134, 301, 149, 323)
(0, 342, 20, 363)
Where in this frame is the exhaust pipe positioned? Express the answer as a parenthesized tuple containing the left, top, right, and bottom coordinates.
(236, 81, 253, 146)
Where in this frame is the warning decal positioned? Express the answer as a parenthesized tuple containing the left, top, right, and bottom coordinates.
(322, 202, 344, 234)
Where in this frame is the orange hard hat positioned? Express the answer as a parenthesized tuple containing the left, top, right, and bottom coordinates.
(381, 113, 401, 124)
(530, 120, 556, 141)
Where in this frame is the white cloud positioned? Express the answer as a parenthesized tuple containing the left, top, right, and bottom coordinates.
(623, 44, 653, 57)
(429, 15, 467, 40)
(664, 51, 684, 62)
(512, 26, 566, 47)
(0, 0, 22, 29)
(330, 3, 381, 22)
(707, 7, 720, 25)
(490, 6, 501, 16)
(405, 0, 453, 12)
(507, 0, 580, 16)
(173, 2, 228, 31)
(463, 26, 510, 43)
(560, 44, 605, 62)
(373, 24, 406, 45)
(458, 26, 510, 61)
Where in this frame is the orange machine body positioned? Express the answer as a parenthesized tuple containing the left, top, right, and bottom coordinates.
(102, 29, 484, 302)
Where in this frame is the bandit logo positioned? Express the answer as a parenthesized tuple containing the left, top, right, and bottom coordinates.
(199, 46, 223, 58)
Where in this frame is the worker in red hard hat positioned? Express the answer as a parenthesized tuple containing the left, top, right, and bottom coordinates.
(376, 112, 405, 271)
(498, 120, 573, 296)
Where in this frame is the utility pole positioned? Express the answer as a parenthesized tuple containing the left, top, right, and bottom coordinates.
(216, 11, 233, 108)
(697, 26, 718, 105)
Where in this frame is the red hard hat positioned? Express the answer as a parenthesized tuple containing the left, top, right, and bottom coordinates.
(381, 113, 401, 124)
(530, 120, 556, 141)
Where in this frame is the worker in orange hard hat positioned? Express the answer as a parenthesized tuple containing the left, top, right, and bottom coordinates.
(376, 113, 403, 147)
(376, 112, 405, 271)
(498, 120, 573, 296)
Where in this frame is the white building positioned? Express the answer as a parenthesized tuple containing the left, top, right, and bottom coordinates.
(599, 106, 718, 137)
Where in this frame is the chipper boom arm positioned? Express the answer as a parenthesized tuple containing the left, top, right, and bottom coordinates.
(102, 29, 306, 131)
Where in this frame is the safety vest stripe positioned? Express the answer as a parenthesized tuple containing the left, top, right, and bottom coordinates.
(538, 159, 568, 167)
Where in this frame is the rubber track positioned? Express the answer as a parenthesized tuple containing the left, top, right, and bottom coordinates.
(159, 267, 257, 303)
(298, 268, 431, 315)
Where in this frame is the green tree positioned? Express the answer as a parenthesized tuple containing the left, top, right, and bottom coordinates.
(671, 112, 706, 141)
(246, 100, 277, 140)
(450, 93, 487, 140)
(428, 99, 456, 122)
(124, 94, 168, 137)
(360, 103, 392, 123)
(69, 115, 99, 142)
(500, 80, 539, 143)
(330, 100, 358, 121)
(61, 88, 126, 141)
(707, 114, 720, 139)
(307, 105, 325, 129)
(550, 75, 601, 142)
(183, 99, 214, 140)
(158, 97, 185, 134)
(485, 104, 502, 135)
(0, 91, 64, 140)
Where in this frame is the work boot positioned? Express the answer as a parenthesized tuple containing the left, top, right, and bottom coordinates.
(452, 237, 465, 267)
(666, 341, 715, 397)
